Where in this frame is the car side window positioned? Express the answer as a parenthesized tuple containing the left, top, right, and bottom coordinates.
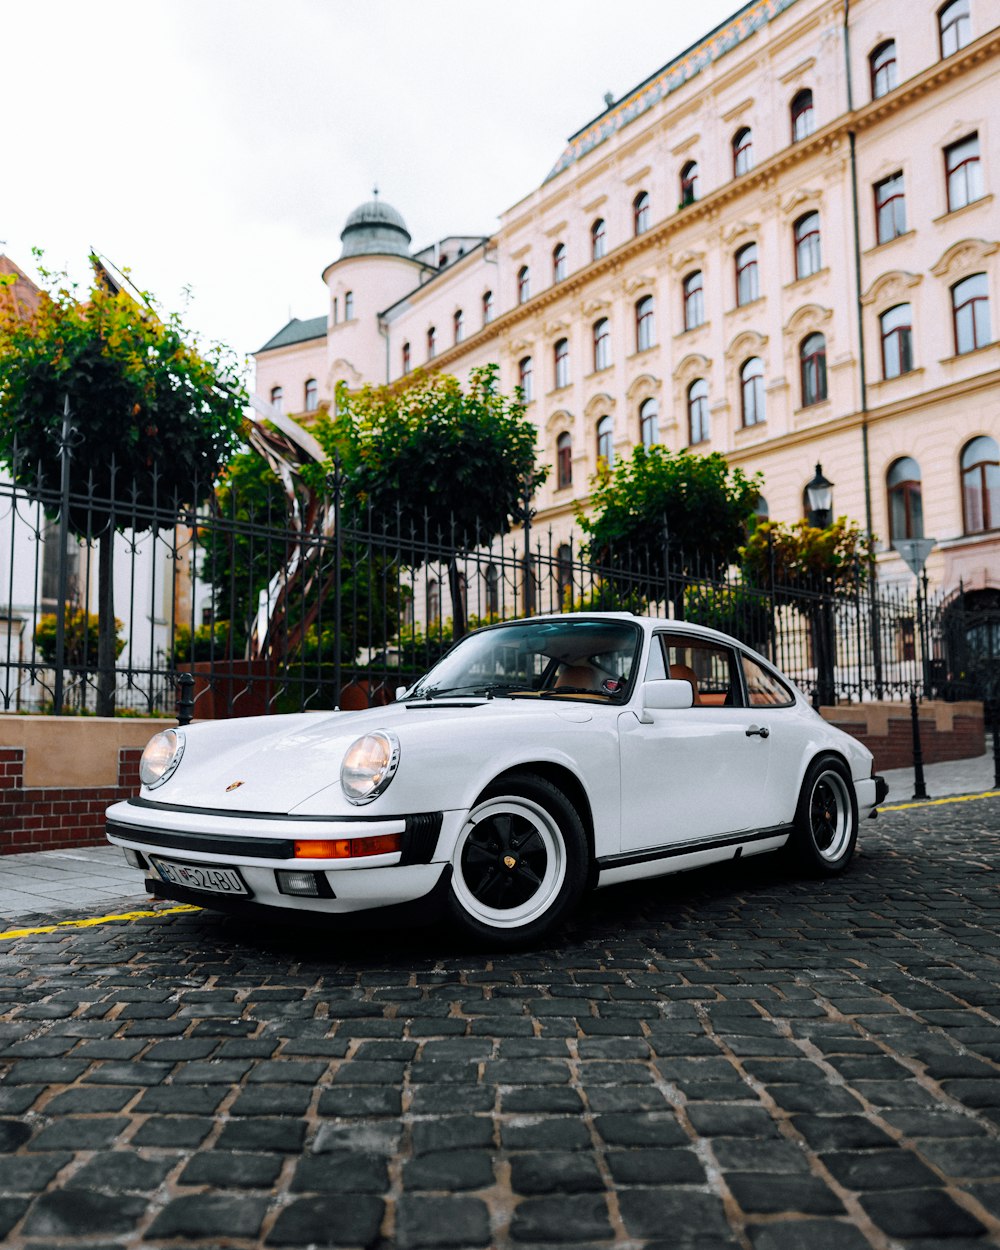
(741, 654, 795, 707)
(645, 635, 668, 681)
(661, 635, 740, 707)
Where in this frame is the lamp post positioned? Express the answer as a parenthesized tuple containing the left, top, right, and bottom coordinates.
(806, 462, 834, 529)
(806, 464, 836, 706)
(893, 537, 936, 699)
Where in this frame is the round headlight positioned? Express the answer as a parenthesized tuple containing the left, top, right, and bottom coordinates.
(140, 729, 185, 789)
(340, 731, 400, 805)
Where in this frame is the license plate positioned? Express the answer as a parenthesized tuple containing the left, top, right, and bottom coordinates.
(150, 856, 250, 896)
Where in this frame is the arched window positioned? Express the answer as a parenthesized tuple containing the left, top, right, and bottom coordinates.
(402, 341, 411, 375)
(688, 379, 709, 444)
(427, 326, 436, 360)
(683, 271, 704, 330)
(557, 432, 573, 488)
(554, 338, 569, 389)
(741, 357, 765, 427)
(952, 273, 991, 354)
(453, 309, 464, 344)
(880, 304, 914, 377)
(517, 266, 531, 304)
(304, 378, 318, 412)
(732, 127, 754, 176)
(518, 356, 533, 403)
(556, 544, 574, 609)
(939, 0, 971, 56)
(639, 398, 659, 448)
(635, 296, 655, 352)
(735, 242, 759, 306)
(596, 415, 614, 466)
(961, 435, 1000, 532)
(591, 218, 607, 261)
(680, 160, 699, 206)
(482, 290, 494, 324)
(794, 212, 821, 279)
(869, 40, 898, 98)
(875, 172, 906, 243)
(593, 318, 611, 371)
(800, 333, 828, 406)
(270, 385, 283, 414)
(754, 495, 770, 523)
(887, 457, 924, 541)
(332, 297, 339, 324)
(344, 291, 354, 319)
(483, 565, 499, 616)
(791, 89, 815, 141)
(553, 243, 567, 283)
(633, 191, 650, 235)
(426, 578, 441, 626)
(946, 134, 982, 210)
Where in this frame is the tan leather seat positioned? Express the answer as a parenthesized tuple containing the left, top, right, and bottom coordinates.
(669, 663, 700, 705)
(555, 663, 600, 691)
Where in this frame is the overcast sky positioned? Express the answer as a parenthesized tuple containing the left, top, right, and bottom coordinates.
(6, 0, 739, 370)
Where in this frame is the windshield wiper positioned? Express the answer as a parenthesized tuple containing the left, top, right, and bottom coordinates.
(411, 682, 533, 700)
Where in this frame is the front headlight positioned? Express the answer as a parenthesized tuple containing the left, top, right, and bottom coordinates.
(139, 729, 185, 789)
(340, 731, 400, 805)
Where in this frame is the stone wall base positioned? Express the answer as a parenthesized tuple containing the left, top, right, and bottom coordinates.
(819, 700, 984, 772)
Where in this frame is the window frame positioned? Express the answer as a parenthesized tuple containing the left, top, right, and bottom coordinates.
(680, 160, 699, 206)
(735, 242, 759, 306)
(794, 212, 822, 279)
(961, 435, 1000, 533)
(596, 415, 614, 467)
(552, 242, 567, 283)
(517, 266, 531, 304)
(482, 290, 494, 324)
(270, 385, 283, 414)
(800, 333, 828, 406)
(939, 0, 971, 57)
(635, 296, 655, 352)
(401, 341, 411, 375)
(427, 325, 436, 360)
(887, 456, 924, 541)
(688, 378, 709, 445)
(591, 218, 607, 261)
(639, 397, 659, 448)
(304, 378, 318, 412)
(633, 191, 650, 235)
(518, 355, 533, 403)
(683, 270, 705, 330)
(740, 357, 765, 428)
(453, 308, 464, 345)
(344, 290, 354, 320)
(874, 172, 906, 243)
(945, 133, 982, 211)
(952, 273, 991, 354)
(556, 432, 573, 489)
(791, 89, 815, 142)
(732, 127, 753, 177)
(880, 303, 914, 378)
(593, 318, 611, 371)
(869, 40, 898, 99)
(554, 337, 569, 390)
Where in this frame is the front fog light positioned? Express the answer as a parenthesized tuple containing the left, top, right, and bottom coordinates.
(122, 848, 146, 870)
(340, 731, 400, 805)
(139, 729, 185, 789)
(276, 870, 325, 897)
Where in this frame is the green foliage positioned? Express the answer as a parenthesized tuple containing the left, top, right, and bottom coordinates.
(34, 609, 125, 665)
(170, 620, 232, 664)
(683, 583, 772, 652)
(740, 517, 874, 596)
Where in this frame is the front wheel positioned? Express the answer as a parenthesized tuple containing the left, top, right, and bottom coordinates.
(446, 773, 588, 947)
(788, 756, 858, 875)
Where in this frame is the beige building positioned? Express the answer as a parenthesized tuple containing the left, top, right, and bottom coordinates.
(255, 0, 1000, 604)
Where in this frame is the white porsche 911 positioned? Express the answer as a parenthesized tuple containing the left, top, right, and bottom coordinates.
(106, 614, 888, 946)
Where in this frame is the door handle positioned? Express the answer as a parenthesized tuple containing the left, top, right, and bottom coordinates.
(746, 724, 769, 738)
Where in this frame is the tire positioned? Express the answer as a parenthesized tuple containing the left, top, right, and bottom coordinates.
(446, 773, 589, 947)
(789, 755, 858, 875)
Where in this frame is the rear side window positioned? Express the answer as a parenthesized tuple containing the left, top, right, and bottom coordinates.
(742, 654, 795, 707)
(658, 634, 740, 707)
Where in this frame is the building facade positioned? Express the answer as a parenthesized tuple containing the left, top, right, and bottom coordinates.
(255, 0, 1000, 605)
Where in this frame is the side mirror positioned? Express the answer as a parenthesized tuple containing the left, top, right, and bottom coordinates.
(641, 679, 694, 712)
(395, 685, 409, 701)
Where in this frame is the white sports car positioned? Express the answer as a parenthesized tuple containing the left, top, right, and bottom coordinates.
(106, 614, 888, 945)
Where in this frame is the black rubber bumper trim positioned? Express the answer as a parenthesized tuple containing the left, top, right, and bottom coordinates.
(597, 824, 791, 871)
(874, 775, 889, 804)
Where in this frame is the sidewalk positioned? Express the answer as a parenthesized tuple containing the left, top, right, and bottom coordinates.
(1, 747, 996, 922)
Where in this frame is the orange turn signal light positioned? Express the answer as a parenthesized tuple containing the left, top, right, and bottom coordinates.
(293, 834, 402, 860)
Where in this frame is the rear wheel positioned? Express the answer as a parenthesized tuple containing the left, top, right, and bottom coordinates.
(789, 756, 858, 875)
(446, 773, 588, 946)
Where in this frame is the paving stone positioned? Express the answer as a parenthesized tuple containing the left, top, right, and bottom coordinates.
(859, 1189, 988, 1238)
(685, 1103, 777, 1138)
(593, 1112, 687, 1148)
(791, 1114, 896, 1151)
(725, 1172, 845, 1214)
(0, 1118, 32, 1150)
(748, 1219, 873, 1250)
(394, 1195, 491, 1248)
(145, 1193, 268, 1239)
(23, 1189, 147, 1236)
(135, 1085, 227, 1114)
(215, 1118, 306, 1152)
(72, 1153, 176, 1191)
(412, 1115, 494, 1155)
(509, 1152, 604, 1194)
(606, 1148, 705, 1185)
(618, 1189, 732, 1241)
(0, 1085, 44, 1114)
(0, 1153, 73, 1192)
(230, 1085, 314, 1116)
(30, 1117, 130, 1151)
(131, 1117, 215, 1147)
(291, 1153, 389, 1193)
(402, 1150, 495, 1191)
(501, 1117, 592, 1151)
(317, 1085, 401, 1116)
(820, 1149, 941, 1190)
(0, 1197, 28, 1239)
(500, 1086, 583, 1114)
(44, 1085, 138, 1113)
(509, 1194, 612, 1243)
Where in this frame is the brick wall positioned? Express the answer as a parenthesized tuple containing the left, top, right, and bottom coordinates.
(0, 747, 142, 855)
(820, 701, 985, 772)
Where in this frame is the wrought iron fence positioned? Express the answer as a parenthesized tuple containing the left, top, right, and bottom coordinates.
(1, 466, 993, 719)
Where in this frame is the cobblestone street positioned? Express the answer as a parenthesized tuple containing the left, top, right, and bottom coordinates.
(1, 796, 999, 1249)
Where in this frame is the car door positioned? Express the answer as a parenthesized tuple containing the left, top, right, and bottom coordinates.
(617, 632, 778, 852)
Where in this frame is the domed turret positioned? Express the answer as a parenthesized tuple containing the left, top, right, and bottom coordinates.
(339, 196, 412, 259)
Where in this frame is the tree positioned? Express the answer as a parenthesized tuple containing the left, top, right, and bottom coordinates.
(326, 364, 546, 637)
(575, 444, 762, 612)
(0, 255, 245, 714)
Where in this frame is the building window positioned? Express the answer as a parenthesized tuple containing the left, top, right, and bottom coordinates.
(688, 379, 709, 444)
(794, 212, 821, 279)
(869, 40, 898, 98)
(454, 309, 464, 344)
(402, 342, 410, 374)
(344, 290, 354, 320)
(633, 192, 650, 235)
(557, 432, 573, 488)
(880, 303, 914, 377)
(591, 218, 607, 261)
(952, 273, 991, 354)
(875, 172, 906, 243)
(304, 378, 318, 412)
(887, 456, 924, 540)
(735, 242, 759, 306)
(754, 495, 770, 523)
(945, 133, 982, 211)
(40, 521, 80, 606)
(635, 296, 655, 352)
(639, 398, 659, 448)
(553, 243, 567, 283)
(939, 0, 971, 56)
(791, 89, 815, 141)
(270, 385, 283, 413)
(683, 270, 705, 330)
(680, 160, 699, 206)
(332, 297, 339, 324)
(517, 266, 531, 304)
(554, 338, 569, 389)
(740, 357, 765, 427)
(483, 290, 494, 324)
(483, 564, 499, 616)
(556, 544, 574, 609)
(596, 415, 614, 466)
(593, 318, 611, 371)
(518, 355, 533, 403)
(800, 333, 828, 406)
(427, 326, 436, 359)
(426, 578, 441, 626)
(962, 435, 1000, 532)
(732, 127, 754, 176)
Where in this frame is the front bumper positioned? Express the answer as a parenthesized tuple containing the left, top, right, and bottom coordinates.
(854, 774, 889, 814)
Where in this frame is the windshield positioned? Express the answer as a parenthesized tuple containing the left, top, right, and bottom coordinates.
(406, 617, 643, 702)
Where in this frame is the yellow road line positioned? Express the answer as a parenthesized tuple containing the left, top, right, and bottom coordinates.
(881, 789, 1000, 812)
(0, 903, 201, 942)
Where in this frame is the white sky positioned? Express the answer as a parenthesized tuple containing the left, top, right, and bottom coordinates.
(5, 0, 739, 369)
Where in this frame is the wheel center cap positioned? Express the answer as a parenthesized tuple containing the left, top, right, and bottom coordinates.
(503, 855, 517, 869)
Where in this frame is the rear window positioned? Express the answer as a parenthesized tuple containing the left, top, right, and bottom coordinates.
(741, 654, 795, 707)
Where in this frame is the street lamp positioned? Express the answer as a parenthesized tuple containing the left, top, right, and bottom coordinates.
(806, 463, 834, 528)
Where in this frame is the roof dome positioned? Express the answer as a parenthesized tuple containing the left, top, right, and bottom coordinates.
(339, 197, 412, 259)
